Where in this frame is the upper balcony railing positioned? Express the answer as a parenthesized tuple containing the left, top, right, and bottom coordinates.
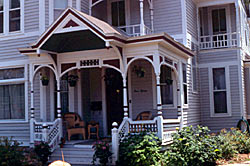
(117, 24, 153, 37)
(199, 32, 238, 50)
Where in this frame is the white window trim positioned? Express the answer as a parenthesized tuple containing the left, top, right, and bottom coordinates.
(209, 66, 232, 117)
(182, 63, 188, 108)
(0, 64, 28, 123)
(208, 5, 231, 35)
(0, 0, 24, 36)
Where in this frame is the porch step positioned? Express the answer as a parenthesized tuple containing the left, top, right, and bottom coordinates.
(49, 144, 95, 165)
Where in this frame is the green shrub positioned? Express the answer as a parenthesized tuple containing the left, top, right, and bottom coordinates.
(92, 140, 112, 166)
(34, 141, 52, 166)
(117, 132, 163, 166)
(0, 137, 26, 166)
(162, 126, 221, 166)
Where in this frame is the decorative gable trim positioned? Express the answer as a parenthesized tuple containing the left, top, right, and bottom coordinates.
(63, 20, 80, 28)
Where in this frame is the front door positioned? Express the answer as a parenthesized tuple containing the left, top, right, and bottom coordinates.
(105, 68, 123, 135)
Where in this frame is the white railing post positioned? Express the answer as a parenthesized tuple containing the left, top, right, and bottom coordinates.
(112, 122, 119, 164)
(42, 123, 49, 142)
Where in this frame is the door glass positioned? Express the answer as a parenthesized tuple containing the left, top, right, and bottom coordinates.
(111, 1, 125, 27)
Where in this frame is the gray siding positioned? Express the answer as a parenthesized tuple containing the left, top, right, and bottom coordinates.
(200, 66, 241, 132)
(24, 0, 39, 32)
(0, 36, 38, 61)
(45, 0, 50, 29)
(81, 0, 89, 14)
(186, 0, 198, 40)
(73, 0, 77, 9)
(198, 50, 238, 64)
(244, 68, 250, 116)
(153, 0, 182, 35)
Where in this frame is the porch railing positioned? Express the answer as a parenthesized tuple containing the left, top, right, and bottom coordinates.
(199, 32, 238, 50)
(111, 117, 180, 163)
(117, 24, 152, 37)
(32, 119, 61, 152)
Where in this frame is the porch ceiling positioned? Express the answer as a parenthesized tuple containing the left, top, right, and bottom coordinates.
(41, 30, 106, 53)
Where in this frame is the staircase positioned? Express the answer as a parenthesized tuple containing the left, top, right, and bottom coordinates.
(49, 142, 95, 166)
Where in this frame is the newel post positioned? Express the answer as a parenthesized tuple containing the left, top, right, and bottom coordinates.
(112, 122, 119, 164)
(42, 123, 49, 142)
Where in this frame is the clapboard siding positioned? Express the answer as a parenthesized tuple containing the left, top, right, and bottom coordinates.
(34, 73, 41, 121)
(186, 0, 198, 40)
(198, 50, 238, 64)
(153, 0, 182, 35)
(45, 0, 50, 29)
(187, 63, 201, 126)
(0, 36, 39, 61)
(24, 0, 39, 32)
(244, 68, 250, 116)
(230, 4, 236, 33)
(73, 0, 77, 9)
(200, 66, 241, 132)
(81, 0, 89, 14)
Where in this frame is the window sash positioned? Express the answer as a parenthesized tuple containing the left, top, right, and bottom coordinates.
(160, 66, 174, 105)
(111, 1, 126, 27)
(54, 0, 67, 9)
(212, 8, 227, 34)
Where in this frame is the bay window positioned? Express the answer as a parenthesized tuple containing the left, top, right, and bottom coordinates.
(160, 65, 173, 105)
(0, 67, 25, 120)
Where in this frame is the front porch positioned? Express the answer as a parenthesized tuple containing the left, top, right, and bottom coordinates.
(19, 7, 194, 163)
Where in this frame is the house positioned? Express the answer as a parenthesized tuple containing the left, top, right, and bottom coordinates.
(0, 0, 250, 164)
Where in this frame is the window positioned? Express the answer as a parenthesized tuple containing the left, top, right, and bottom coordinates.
(0, 0, 3, 33)
(192, 56, 198, 92)
(212, 68, 227, 114)
(182, 63, 188, 105)
(111, 0, 125, 27)
(9, 0, 20, 32)
(54, 0, 67, 20)
(0, 67, 25, 120)
(160, 66, 173, 105)
(212, 8, 227, 34)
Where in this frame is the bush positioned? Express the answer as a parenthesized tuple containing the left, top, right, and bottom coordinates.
(92, 140, 112, 166)
(0, 137, 26, 166)
(162, 126, 221, 166)
(34, 141, 52, 166)
(117, 132, 163, 166)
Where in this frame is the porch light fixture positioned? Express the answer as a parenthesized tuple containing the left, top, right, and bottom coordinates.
(132, 65, 145, 78)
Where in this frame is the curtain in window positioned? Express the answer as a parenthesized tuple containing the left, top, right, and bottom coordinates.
(0, 84, 25, 120)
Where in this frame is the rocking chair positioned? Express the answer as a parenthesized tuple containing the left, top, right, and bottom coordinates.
(135, 111, 152, 120)
(63, 112, 86, 141)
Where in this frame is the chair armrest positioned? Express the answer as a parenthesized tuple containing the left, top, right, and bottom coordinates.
(79, 121, 85, 127)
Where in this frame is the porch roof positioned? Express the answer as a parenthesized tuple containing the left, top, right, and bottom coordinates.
(19, 8, 194, 57)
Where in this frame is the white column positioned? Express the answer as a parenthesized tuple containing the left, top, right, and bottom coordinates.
(56, 80, 63, 138)
(235, 1, 241, 47)
(123, 77, 128, 118)
(30, 82, 35, 147)
(149, 0, 154, 32)
(139, 0, 145, 35)
(177, 61, 184, 128)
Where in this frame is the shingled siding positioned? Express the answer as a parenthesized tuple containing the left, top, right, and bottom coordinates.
(200, 66, 241, 132)
(24, 0, 39, 33)
(153, 0, 182, 35)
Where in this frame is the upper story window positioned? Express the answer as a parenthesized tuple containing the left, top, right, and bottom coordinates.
(54, 0, 68, 20)
(9, 0, 20, 32)
(111, 0, 125, 27)
(212, 8, 227, 34)
(0, 0, 3, 33)
(0, 0, 22, 34)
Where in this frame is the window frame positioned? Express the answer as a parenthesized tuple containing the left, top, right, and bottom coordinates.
(182, 63, 188, 107)
(160, 65, 177, 108)
(0, 65, 28, 123)
(0, 0, 3, 34)
(209, 66, 231, 117)
(0, 0, 24, 36)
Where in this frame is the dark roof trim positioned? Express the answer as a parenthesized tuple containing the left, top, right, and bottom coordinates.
(19, 49, 37, 54)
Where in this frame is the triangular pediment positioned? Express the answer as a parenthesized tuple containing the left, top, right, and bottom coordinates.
(63, 20, 80, 28)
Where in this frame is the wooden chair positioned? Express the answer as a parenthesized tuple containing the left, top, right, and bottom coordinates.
(63, 113, 86, 141)
(88, 121, 99, 140)
(135, 111, 152, 120)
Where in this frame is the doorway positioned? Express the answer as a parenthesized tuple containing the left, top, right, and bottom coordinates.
(105, 68, 123, 135)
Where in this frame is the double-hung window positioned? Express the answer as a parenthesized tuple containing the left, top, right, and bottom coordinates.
(160, 66, 174, 105)
(182, 63, 188, 105)
(54, 0, 68, 20)
(111, 0, 126, 27)
(0, 67, 26, 121)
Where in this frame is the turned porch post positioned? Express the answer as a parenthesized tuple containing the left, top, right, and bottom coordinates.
(123, 77, 128, 118)
(139, 0, 145, 35)
(56, 81, 63, 138)
(177, 61, 184, 128)
(30, 81, 35, 147)
(156, 73, 163, 139)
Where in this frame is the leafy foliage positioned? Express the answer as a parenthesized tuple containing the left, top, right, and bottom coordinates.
(34, 141, 52, 166)
(0, 137, 27, 166)
(92, 140, 112, 166)
(162, 126, 221, 166)
(117, 132, 163, 166)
